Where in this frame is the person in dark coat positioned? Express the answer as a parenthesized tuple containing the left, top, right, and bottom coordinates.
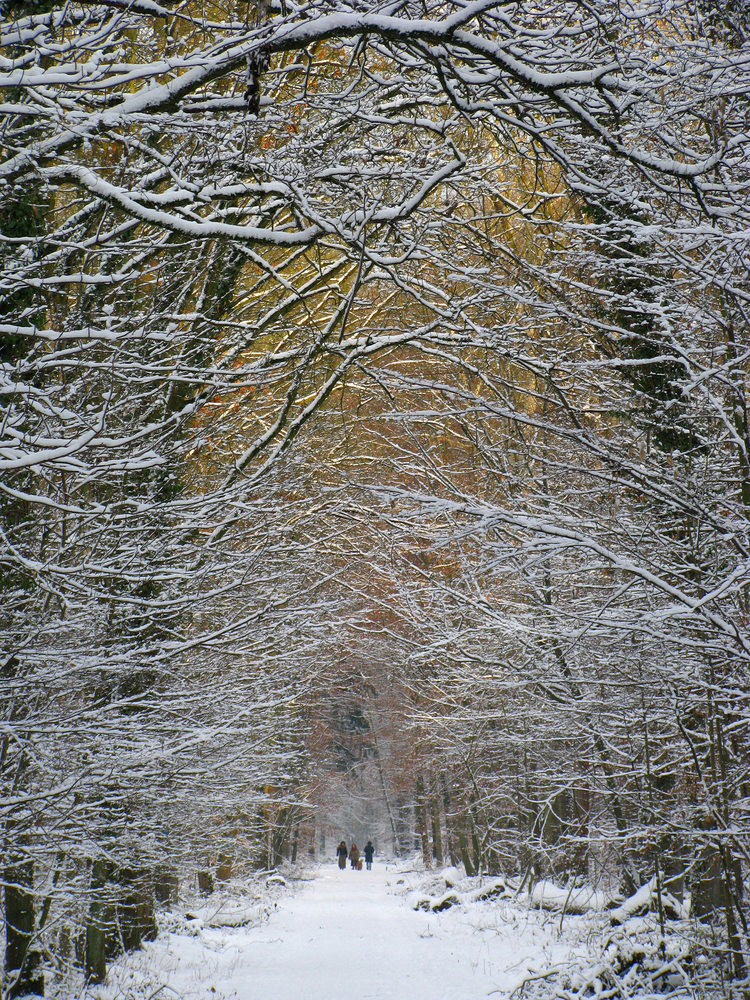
(363, 840, 374, 870)
(336, 840, 348, 870)
(349, 842, 360, 869)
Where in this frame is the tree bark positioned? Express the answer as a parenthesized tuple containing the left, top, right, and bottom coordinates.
(4, 850, 44, 998)
(85, 860, 110, 984)
(415, 774, 431, 868)
(116, 867, 157, 953)
(430, 781, 443, 865)
(457, 812, 477, 876)
(439, 774, 459, 867)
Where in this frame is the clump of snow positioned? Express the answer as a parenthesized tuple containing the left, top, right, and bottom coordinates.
(412, 872, 513, 911)
(188, 898, 273, 928)
(413, 888, 462, 912)
(466, 877, 511, 903)
(157, 909, 204, 936)
(178, 869, 289, 929)
(441, 865, 462, 887)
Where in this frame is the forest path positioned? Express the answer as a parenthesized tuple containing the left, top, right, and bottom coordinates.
(123, 861, 573, 1000)
(227, 861, 505, 1000)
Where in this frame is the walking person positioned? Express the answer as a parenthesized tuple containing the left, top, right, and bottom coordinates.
(336, 840, 348, 870)
(363, 840, 374, 870)
(349, 842, 360, 869)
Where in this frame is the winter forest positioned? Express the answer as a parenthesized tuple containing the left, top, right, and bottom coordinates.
(1, 0, 750, 997)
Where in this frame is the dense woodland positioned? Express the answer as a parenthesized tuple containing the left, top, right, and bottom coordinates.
(1, 0, 749, 996)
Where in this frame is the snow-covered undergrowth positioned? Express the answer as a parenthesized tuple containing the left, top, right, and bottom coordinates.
(46, 869, 293, 1000)
(52, 862, 735, 1000)
(411, 869, 613, 916)
(407, 866, 729, 1000)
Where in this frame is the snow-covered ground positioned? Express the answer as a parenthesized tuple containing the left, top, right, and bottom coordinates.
(72, 861, 712, 1000)
(88, 862, 583, 1000)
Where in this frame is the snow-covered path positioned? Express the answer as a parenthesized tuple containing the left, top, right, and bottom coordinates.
(224, 864, 504, 1000)
(105, 863, 577, 1000)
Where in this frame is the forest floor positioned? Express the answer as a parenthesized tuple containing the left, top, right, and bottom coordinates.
(78, 861, 602, 1000)
(68, 860, 711, 1000)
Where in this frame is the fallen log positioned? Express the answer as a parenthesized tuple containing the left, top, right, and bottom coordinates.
(609, 877, 687, 925)
(529, 880, 613, 915)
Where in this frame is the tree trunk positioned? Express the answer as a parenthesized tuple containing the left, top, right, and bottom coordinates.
(430, 782, 443, 865)
(85, 860, 110, 984)
(469, 806, 482, 875)
(571, 785, 590, 878)
(116, 867, 156, 953)
(457, 813, 476, 876)
(4, 850, 44, 998)
(592, 732, 641, 894)
(154, 867, 179, 905)
(396, 800, 412, 857)
(290, 823, 299, 864)
(415, 774, 431, 868)
(216, 853, 233, 882)
(370, 723, 399, 854)
(439, 774, 459, 866)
